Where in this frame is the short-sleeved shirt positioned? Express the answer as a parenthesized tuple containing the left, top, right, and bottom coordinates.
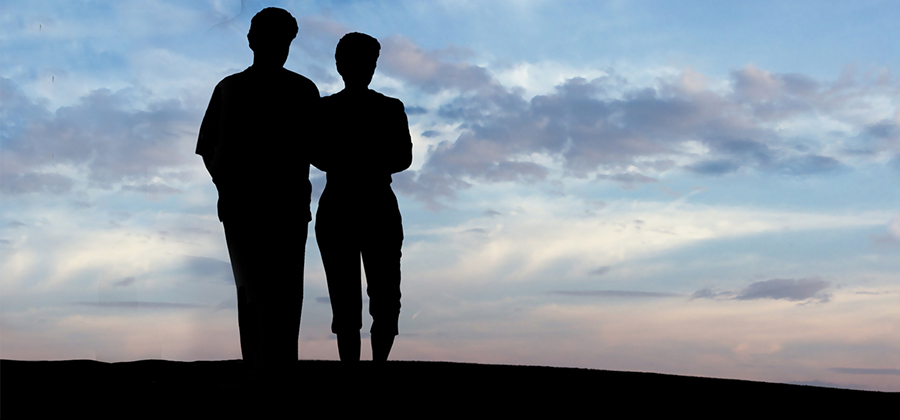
(197, 66, 320, 222)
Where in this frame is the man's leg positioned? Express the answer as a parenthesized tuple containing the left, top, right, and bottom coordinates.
(256, 221, 306, 368)
(224, 221, 259, 373)
(226, 220, 306, 374)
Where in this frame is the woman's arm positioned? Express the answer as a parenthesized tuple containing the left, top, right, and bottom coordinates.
(387, 98, 413, 174)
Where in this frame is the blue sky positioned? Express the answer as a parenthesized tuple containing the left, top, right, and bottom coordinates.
(2, 0, 900, 391)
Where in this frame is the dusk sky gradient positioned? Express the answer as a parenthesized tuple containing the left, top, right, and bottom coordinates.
(2, 0, 900, 391)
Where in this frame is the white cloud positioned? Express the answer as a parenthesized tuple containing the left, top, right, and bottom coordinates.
(402, 192, 892, 286)
(493, 61, 611, 100)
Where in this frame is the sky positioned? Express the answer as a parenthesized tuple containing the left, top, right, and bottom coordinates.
(2, 0, 900, 391)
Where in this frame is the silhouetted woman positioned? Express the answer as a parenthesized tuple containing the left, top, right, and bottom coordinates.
(312, 32, 412, 362)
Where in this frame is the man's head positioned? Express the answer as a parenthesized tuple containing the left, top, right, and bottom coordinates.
(335, 32, 380, 89)
(248, 8, 298, 67)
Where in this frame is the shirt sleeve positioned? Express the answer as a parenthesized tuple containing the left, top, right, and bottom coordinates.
(309, 96, 331, 173)
(196, 84, 222, 157)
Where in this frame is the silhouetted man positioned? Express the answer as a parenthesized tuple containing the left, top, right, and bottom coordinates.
(196, 8, 319, 378)
(313, 32, 412, 362)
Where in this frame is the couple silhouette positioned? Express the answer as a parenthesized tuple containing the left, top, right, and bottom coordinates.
(196, 8, 412, 379)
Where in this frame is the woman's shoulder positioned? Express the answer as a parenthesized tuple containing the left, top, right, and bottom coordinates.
(320, 89, 405, 117)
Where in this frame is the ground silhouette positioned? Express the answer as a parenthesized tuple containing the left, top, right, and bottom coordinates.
(1, 359, 891, 417)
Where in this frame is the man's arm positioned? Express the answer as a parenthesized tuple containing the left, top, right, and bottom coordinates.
(197, 84, 223, 180)
(308, 95, 330, 173)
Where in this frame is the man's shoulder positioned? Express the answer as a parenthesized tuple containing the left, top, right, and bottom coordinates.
(279, 68, 318, 92)
(216, 68, 318, 93)
(321, 90, 347, 104)
(215, 71, 244, 87)
(214, 68, 256, 92)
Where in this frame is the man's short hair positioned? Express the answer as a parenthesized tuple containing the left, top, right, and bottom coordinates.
(248, 7, 298, 47)
(335, 32, 381, 64)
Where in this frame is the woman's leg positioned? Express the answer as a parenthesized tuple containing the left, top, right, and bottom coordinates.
(362, 215, 403, 361)
(316, 215, 363, 362)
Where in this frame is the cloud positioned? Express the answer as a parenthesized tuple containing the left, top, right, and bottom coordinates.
(786, 380, 859, 389)
(691, 278, 832, 303)
(75, 301, 203, 309)
(686, 159, 741, 175)
(405, 105, 427, 115)
(772, 155, 842, 176)
(121, 183, 182, 195)
(378, 38, 896, 207)
(735, 278, 831, 302)
(831, 368, 900, 376)
(731, 65, 821, 107)
(549, 290, 681, 298)
(183, 256, 233, 283)
(595, 172, 658, 189)
(690, 288, 735, 300)
(0, 77, 196, 192)
(379, 35, 495, 93)
(587, 266, 611, 276)
(391, 169, 471, 210)
(121, 182, 184, 201)
(0, 172, 75, 195)
(113, 277, 135, 287)
(293, 16, 352, 61)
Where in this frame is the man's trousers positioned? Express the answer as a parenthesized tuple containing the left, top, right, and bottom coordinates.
(224, 219, 307, 371)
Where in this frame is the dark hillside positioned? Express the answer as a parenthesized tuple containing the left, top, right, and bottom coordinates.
(1, 359, 891, 417)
